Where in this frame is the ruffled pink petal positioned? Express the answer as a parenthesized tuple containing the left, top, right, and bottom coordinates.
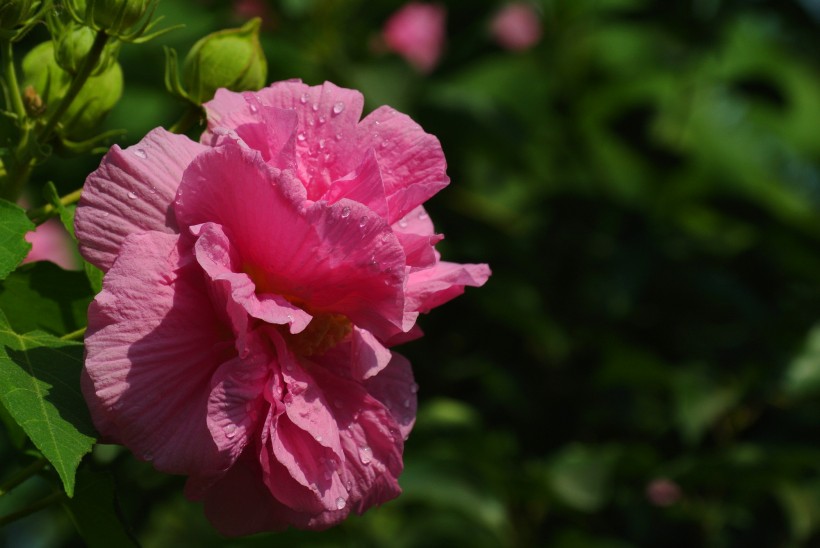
(406, 261, 491, 314)
(351, 327, 392, 380)
(82, 230, 234, 477)
(322, 149, 388, 218)
(193, 222, 312, 335)
(176, 143, 407, 337)
(357, 107, 449, 224)
(364, 352, 417, 440)
(74, 128, 207, 271)
(22, 218, 82, 271)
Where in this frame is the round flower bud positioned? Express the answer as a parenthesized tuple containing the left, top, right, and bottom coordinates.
(182, 17, 267, 105)
(22, 41, 123, 139)
(73, 0, 151, 36)
(0, 0, 39, 30)
(54, 24, 119, 76)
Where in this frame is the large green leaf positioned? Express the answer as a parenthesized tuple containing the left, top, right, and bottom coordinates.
(63, 468, 138, 547)
(0, 310, 96, 496)
(0, 198, 34, 280)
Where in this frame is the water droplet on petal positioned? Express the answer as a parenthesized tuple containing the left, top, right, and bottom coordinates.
(418, 211, 428, 220)
(133, 148, 147, 159)
(127, 191, 137, 199)
(224, 424, 237, 438)
(101, 211, 109, 217)
(403, 398, 411, 408)
(300, 93, 309, 104)
(249, 103, 258, 113)
(346, 480, 353, 490)
(335, 132, 342, 141)
(374, 120, 381, 126)
(319, 139, 326, 149)
(380, 140, 389, 149)
(336, 497, 346, 510)
(398, 219, 408, 228)
(332, 101, 345, 115)
(286, 313, 294, 322)
(410, 383, 419, 394)
(315, 434, 323, 442)
(312, 103, 319, 112)
(341, 206, 351, 218)
(358, 216, 367, 228)
(318, 116, 326, 124)
(359, 446, 373, 465)
(297, 132, 306, 141)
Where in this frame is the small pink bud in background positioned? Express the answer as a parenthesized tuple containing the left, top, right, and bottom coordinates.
(645, 478, 682, 507)
(490, 2, 542, 52)
(383, 3, 446, 73)
(23, 219, 83, 271)
(233, 0, 275, 29)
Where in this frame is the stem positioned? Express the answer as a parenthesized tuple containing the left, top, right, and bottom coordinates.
(60, 327, 86, 341)
(0, 491, 64, 527)
(0, 458, 47, 497)
(39, 31, 110, 143)
(1, 39, 25, 121)
(27, 188, 83, 222)
(168, 103, 202, 134)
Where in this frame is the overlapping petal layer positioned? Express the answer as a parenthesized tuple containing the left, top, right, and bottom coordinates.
(75, 79, 489, 535)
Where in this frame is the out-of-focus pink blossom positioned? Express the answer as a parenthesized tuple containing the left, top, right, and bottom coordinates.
(23, 218, 82, 271)
(383, 3, 446, 73)
(490, 2, 542, 52)
(233, 0, 275, 29)
(645, 478, 682, 507)
(75, 80, 489, 535)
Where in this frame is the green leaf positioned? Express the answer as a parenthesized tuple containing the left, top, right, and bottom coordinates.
(0, 261, 93, 335)
(63, 468, 138, 548)
(0, 198, 34, 280)
(548, 444, 619, 512)
(42, 182, 77, 240)
(0, 310, 96, 497)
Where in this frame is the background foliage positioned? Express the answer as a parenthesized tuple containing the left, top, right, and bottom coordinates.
(4, 0, 820, 546)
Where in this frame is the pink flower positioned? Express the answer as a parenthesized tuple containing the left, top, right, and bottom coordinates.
(23, 218, 82, 271)
(383, 3, 446, 73)
(645, 478, 682, 507)
(75, 80, 489, 535)
(490, 3, 542, 52)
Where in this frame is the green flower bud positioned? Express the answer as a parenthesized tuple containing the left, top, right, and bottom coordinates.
(54, 23, 119, 76)
(0, 0, 39, 30)
(22, 41, 123, 139)
(182, 17, 267, 105)
(89, 0, 150, 33)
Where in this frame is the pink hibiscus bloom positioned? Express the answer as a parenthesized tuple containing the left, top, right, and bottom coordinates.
(490, 3, 542, 52)
(23, 218, 82, 271)
(75, 80, 489, 535)
(383, 3, 446, 73)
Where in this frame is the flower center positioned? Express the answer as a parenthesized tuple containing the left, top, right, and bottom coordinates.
(286, 312, 352, 357)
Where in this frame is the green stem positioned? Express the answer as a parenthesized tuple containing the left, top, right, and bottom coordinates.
(0, 458, 47, 497)
(1, 39, 25, 121)
(168, 103, 202, 134)
(0, 491, 64, 527)
(60, 326, 86, 341)
(27, 188, 83, 223)
(39, 31, 110, 143)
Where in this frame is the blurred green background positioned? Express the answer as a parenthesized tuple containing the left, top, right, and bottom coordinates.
(6, 0, 820, 546)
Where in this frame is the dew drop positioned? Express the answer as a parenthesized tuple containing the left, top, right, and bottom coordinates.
(403, 398, 411, 408)
(418, 211, 428, 220)
(398, 219, 408, 228)
(300, 93, 309, 104)
(312, 103, 319, 112)
(319, 139, 326, 149)
(315, 434, 323, 442)
(101, 211, 109, 217)
(127, 191, 137, 199)
(332, 101, 345, 115)
(346, 480, 353, 490)
(224, 424, 237, 438)
(324, 153, 332, 162)
(249, 103, 258, 113)
(374, 120, 381, 126)
(335, 132, 342, 141)
(341, 206, 351, 218)
(133, 148, 147, 159)
(297, 132, 306, 141)
(336, 497, 346, 510)
(286, 313, 294, 322)
(318, 116, 326, 124)
(380, 140, 389, 149)
(410, 383, 419, 394)
(358, 216, 367, 228)
(358, 446, 372, 465)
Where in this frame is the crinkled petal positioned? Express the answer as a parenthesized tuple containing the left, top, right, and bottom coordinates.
(323, 149, 388, 218)
(82, 230, 233, 477)
(357, 107, 449, 224)
(176, 143, 407, 337)
(351, 327, 392, 380)
(193, 222, 312, 335)
(75, 128, 207, 271)
(406, 261, 492, 314)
